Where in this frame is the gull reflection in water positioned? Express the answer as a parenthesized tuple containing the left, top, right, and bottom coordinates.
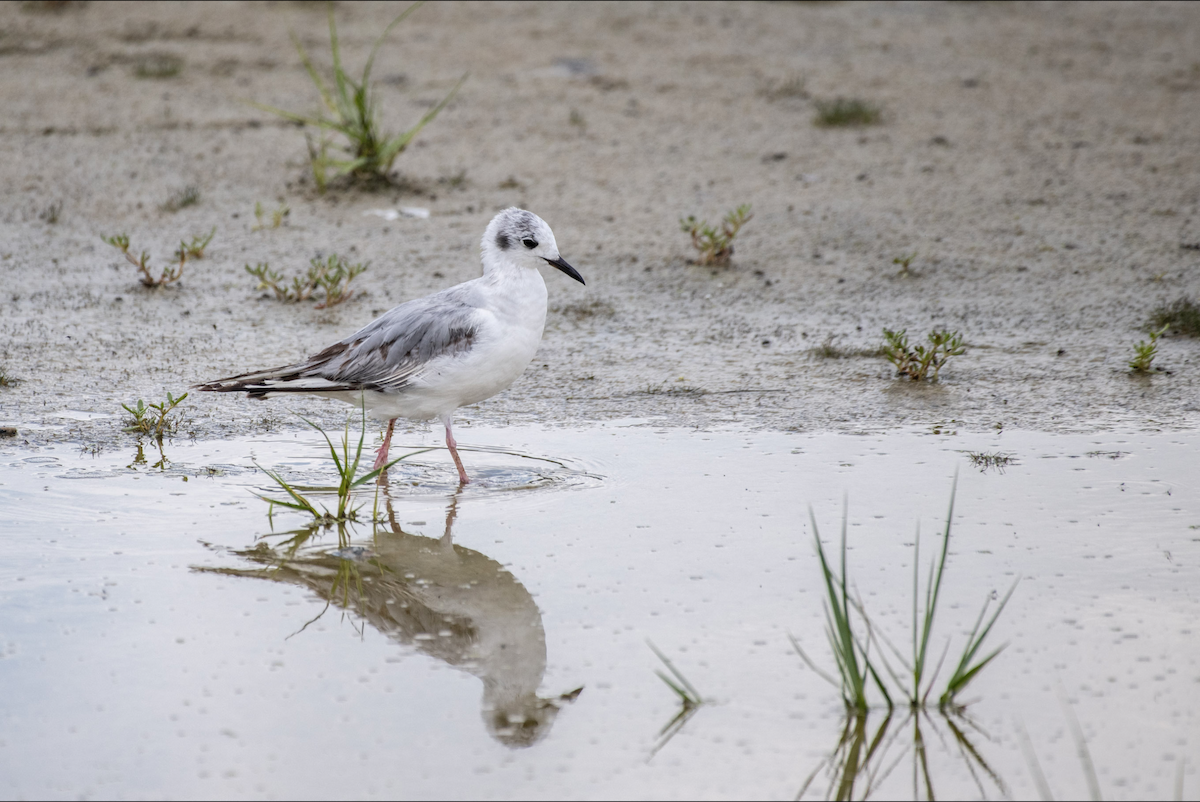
(203, 488, 582, 748)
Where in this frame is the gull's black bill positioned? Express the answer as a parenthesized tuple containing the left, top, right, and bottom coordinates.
(544, 256, 585, 285)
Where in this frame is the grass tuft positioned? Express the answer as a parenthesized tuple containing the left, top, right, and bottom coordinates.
(39, 200, 62, 224)
(792, 500, 892, 713)
(794, 481, 1017, 715)
(883, 328, 965, 382)
(255, 2, 466, 189)
(1148, 297, 1200, 337)
(162, 185, 200, 212)
(680, 204, 752, 266)
(246, 253, 367, 308)
(758, 73, 808, 102)
(252, 406, 423, 526)
(814, 97, 882, 127)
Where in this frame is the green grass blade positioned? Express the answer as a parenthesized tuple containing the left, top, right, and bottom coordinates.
(248, 100, 328, 129)
(351, 448, 437, 488)
(298, 414, 343, 472)
(377, 73, 467, 170)
(289, 32, 337, 116)
(249, 491, 315, 515)
(647, 640, 701, 703)
(914, 473, 958, 699)
(940, 577, 1018, 706)
(362, 1, 423, 86)
(252, 462, 322, 517)
(788, 632, 841, 689)
(809, 504, 869, 711)
(326, 5, 350, 116)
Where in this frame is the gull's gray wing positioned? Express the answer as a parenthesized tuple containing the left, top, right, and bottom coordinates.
(196, 285, 484, 396)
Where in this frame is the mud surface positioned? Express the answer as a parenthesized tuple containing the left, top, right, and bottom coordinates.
(1, 1, 1199, 447)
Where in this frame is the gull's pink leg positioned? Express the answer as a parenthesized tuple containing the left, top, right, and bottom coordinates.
(443, 417, 470, 485)
(373, 418, 396, 475)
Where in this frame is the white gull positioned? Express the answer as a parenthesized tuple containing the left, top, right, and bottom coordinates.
(196, 207, 585, 484)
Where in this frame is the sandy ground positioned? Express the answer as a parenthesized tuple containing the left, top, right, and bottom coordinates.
(1, 0, 1199, 449)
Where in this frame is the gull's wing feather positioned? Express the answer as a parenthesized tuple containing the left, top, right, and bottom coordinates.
(195, 285, 484, 397)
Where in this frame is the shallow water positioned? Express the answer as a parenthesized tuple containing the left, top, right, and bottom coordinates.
(1, 424, 1197, 800)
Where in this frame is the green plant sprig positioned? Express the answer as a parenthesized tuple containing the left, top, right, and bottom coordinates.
(175, 226, 215, 261)
(246, 254, 368, 308)
(892, 252, 917, 276)
(254, 2, 466, 189)
(252, 201, 290, 231)
(680, 203, 752, 266)
(1129, 324, 1168, 372)
(102, 231, 213, 287)
(883, 328, 965, 381)
(121, 391, 188, 440)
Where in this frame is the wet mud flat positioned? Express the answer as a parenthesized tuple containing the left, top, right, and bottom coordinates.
(1, 1, 1199, 444)
(1, 424, 1197, 799)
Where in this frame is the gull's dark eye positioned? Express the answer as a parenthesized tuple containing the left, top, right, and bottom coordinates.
(521, 238, 538, 249)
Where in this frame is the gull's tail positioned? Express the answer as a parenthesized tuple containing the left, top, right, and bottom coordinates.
(193, 343, 359, 398)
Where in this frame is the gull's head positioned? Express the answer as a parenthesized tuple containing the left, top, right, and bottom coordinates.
(482, 207, 585, 285)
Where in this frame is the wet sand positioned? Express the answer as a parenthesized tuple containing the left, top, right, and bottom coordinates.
(1, 0, 1198, 447)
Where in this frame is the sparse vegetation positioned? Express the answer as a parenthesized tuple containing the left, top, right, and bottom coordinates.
(133, 52, 183, 79)
(647, 640, 705, 756)
(162, 185, 200, 212)
(791, 482, 1017, 714)
(121, 392, 188, 440)
(892, 252, 917, 276)
(102, 230, 213, 287)
(883, 328, 965, 382)
(809, 335, 885, 360)
(757, 73, 808, 102)
(253, 410, 421, 526)
(1129, 324, 1168, 373)
(246, 254, 368, 308)
(438, 169, 467, 189)
(39, 200, 62, 224)
(640, 381, 707, 397)
(680, 203, 752, 266)
(255, 2, 466, 189)
(553, 298, 615, 321)
(814, 97, 882, 127)
(964, 451, 1018, 473)
(1148, 297, 1200, 337)
(252, 201, 290, 231)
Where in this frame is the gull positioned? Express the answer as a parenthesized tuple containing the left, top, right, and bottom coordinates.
(195, 207, 584, 484)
